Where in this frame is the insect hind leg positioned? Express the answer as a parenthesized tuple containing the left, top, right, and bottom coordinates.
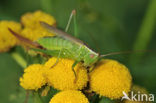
(65, 10, 76, 32)
(65, 10, 79, 38)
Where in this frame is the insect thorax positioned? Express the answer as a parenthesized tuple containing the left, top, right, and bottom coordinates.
(82, 47, 99, 67)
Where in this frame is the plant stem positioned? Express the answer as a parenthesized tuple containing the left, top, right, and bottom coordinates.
(11, 52, 27, 68)
(33, 92, 43, 103)
(129, 0, 156, 65)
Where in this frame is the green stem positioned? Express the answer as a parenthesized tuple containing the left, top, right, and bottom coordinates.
(129, 0, 156, 65)
(33, 92, 43, 103)
(11, 52, 27, 68)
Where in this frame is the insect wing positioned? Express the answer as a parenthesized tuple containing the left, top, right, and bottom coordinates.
(40, 21, 85, 45)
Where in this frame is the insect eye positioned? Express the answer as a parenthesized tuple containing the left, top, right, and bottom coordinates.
(90, 54, 95, 58)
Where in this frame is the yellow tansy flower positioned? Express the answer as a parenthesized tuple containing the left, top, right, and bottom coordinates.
(49, 90, 89, 103)
(21, 10, 56, 28)
(0, 21, 21, 52)
(89, 59, 132, 99)
(124, 85, 151, 103)
(44, 57, 88, 90)
(20, 11, 56, 41)
(20, 64, 47, 90)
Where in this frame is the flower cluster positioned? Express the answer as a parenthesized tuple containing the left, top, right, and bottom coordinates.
(20, 57, 89, 103)
(45, 58, 88, 90)
(0, 21, 21, 52)
(20, 58, 132, 102)
(89, 59, 132, 99)
(0, 11, 56, 52)
(20, 64, 47, 90)
(20, 57, 89, 91)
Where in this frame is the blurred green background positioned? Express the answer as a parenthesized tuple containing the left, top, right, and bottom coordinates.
(0, 0, 156, 102)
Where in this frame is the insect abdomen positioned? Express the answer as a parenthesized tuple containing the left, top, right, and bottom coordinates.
(37, 37, 74, 50)
(37, 37, 91, 61)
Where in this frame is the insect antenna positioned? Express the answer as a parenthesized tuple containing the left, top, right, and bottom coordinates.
(100, 50, 156, 58)
(8, 28, 43, 49)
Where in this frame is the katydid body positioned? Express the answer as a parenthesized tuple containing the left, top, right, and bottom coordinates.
(9, 10, 99, 77)
(36, 22, 99, 77)
(36, 33, 99, 67)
